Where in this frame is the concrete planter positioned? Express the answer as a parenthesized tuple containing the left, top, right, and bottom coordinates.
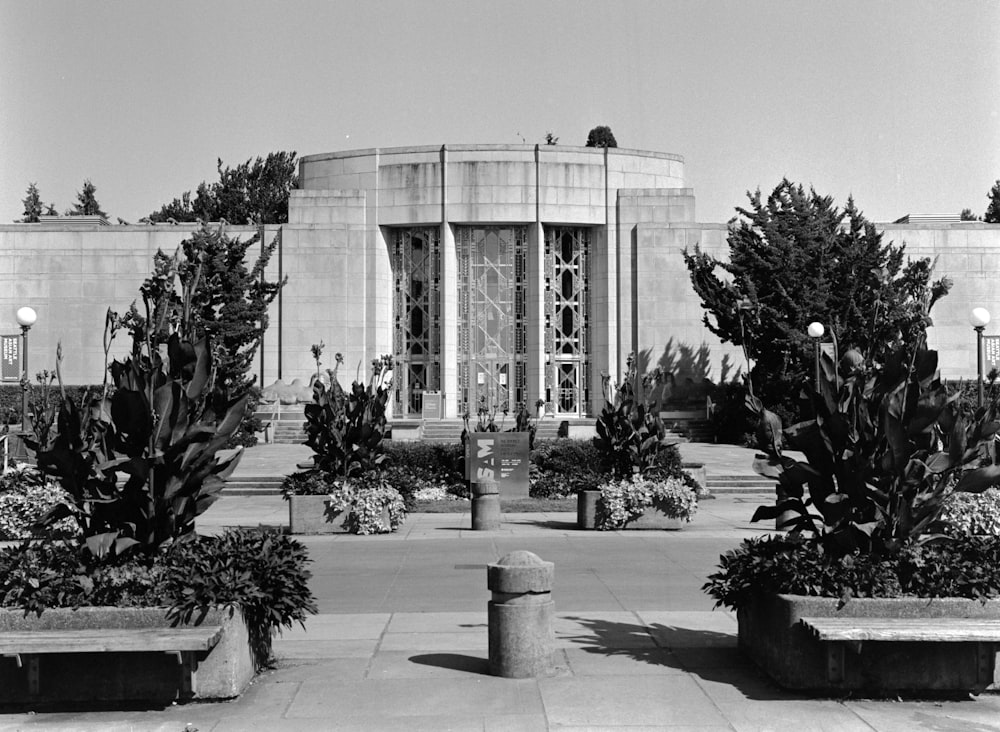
(738, 593, 1000, 694)
(576, 490, 600, 530)
(287, 494, 393, 534)
(625, 508, 688, 530)
(0, 605, 253, 704)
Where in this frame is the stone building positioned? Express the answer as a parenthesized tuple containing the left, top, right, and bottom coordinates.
(1, 144, 997, 420)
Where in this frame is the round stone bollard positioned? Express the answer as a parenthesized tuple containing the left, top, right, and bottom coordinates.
(487, 550, 554, 678)
(471, 479, 501, 530)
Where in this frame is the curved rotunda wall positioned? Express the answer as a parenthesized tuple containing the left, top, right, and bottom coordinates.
(296, 144, 687, 226)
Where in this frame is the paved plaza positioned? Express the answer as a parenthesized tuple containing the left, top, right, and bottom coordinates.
(3, 445, 1000, 730)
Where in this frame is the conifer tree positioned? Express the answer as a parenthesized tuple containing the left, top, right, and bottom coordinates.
(585, 126, 617, 148)
(20, 183, 43, 222)
(68, 179, 107, 217)
(683, 179, 949, 419)
(985, 180, 1000, 224)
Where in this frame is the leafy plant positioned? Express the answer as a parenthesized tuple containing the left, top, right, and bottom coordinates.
(164, 529, 317, 671)
(26, 244, 247, 559)
(326, 475, 406, 535)
(593, 353, 670, 479)
(303, 353, 394, 480)
(0, 464, 78, 540)
(937, 488, 1000, 537)
(595, 475, 697, 530)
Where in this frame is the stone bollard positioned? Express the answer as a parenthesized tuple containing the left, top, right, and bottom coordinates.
(471, 479, 501, 530)
(577, 489, 600, 530)
(487, 550, 554, 678)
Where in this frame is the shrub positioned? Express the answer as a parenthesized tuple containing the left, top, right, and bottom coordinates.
(381, 441, 466, 505)
(703, 534, 903, 611)
(165, 529, 318, 671)
(937, 488, 1000, 537)
(595, 475, 697, 530)
(899, 536, 1000, 600)
(529, 438, 606, 498)
(0, 464, 78, 540)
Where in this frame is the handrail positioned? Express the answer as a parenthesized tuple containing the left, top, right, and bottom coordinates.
(0, 433, 8, 474)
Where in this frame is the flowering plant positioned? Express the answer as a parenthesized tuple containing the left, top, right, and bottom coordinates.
(0, 464, 79, 540)
(938, 488, 1000, 537)
(326, 477, 406, 535)
(595, 475, 697, 530)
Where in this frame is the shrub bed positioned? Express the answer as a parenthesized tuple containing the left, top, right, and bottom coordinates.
(0, 464, 78, 540)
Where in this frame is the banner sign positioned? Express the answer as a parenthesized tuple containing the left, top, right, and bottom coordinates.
(1, 335, 19, 382)
(984, 336, 1000, 374)
(465, 432, 530, 499)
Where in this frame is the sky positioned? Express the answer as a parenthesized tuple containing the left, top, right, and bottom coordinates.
(1, 0, 998, 226)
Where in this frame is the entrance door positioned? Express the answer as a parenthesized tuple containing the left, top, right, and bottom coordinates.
(555, 361, 581, 415)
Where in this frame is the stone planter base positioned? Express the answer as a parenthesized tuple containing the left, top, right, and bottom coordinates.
(0, 606, 253, 704)
(626, 510, 687, 530)
(288, 494, 393, 534)
(577, 491, 691, 530)
(739, 593, 1000, 694)
(577, 490, 600, 530)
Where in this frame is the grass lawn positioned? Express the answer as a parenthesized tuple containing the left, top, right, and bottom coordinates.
(412, 497, 576, 513)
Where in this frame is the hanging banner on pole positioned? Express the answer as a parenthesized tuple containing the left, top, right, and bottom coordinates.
(984, 336, 1000, 374)
(1, 335, 20, 382)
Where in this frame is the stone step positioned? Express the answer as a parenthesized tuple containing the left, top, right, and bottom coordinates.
(221, 476, 285, 496)
(706, 475, 778, 493)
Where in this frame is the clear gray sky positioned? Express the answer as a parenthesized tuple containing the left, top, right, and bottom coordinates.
(2, 0, 997, 225)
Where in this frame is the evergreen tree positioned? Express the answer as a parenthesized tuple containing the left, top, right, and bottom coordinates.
(683, 179, 950, 419)
(69, 179, 107, 217)
(585, 125, 617, 148)
(139, 224, 285, 399)
(20, 183, 43, 222)
(985, 180, 1000, 224)
(43, 203, 57, 216)
(147, 151, 298, 225)
(960, 208, 979, 221)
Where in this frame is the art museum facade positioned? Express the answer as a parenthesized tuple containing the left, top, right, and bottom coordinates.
(1, 144, 998, 419)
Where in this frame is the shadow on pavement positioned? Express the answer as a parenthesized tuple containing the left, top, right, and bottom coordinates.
(560, 615, 798, 700)
(409, 653, 491, 675)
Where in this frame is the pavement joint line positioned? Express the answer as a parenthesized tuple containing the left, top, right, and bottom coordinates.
(362, 613, 393, 681)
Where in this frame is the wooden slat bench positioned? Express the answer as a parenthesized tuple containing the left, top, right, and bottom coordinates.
(799, 617, 1000, 685)
(0, 626, 223, 696)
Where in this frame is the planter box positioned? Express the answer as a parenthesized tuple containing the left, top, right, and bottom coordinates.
(0, 605, 253, 704)
(288, 493, 351, 534)
(739, 593, 1000, 694)
(577, 490, 600, 530)
(626, 509, 687, 530)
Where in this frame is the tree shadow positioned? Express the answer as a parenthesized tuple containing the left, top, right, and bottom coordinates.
(635, 342, 743, 413)
(558, 614, 800, 700)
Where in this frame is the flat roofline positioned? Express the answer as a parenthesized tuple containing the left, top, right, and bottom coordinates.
(300, 144, 684, 165)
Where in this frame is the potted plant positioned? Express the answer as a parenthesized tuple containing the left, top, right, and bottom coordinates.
(285, 351, 407, 534)
(595, 474, 697, 530)
(703, 274, 1000, 693)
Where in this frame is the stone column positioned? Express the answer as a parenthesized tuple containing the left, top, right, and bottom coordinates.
(487, 551, 554, 678)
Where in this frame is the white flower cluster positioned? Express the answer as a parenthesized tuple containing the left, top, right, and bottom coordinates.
(939, 488, 1000, 537)
(0, 464, 79, 540)
(595, 475, 697, 530)
(327, 479, 407, 535)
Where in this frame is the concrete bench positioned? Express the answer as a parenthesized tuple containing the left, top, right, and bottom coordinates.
(0, 626, 223, 696)
(800, 617, 1000, 685)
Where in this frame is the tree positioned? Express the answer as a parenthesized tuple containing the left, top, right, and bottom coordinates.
(20, 183, 43, 222)
(545, 132, 559, 145)
(68, 179, 107, 217)
(147, 151, 298, 225)
(585, 125, 617, 148)
(137, 223, 285, 400)
(960, 208, 979, 221)
(43, 203, 57, 216)
(985, 180, 1000, 224)
(683, 179, 950, 420)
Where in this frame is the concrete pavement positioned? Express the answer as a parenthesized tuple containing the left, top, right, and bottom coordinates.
(4, 446, 1000, 730)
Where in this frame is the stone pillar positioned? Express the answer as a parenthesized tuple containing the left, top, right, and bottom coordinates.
(487, 550, 554, 678)
(577, 489, 600, 530)
(471, 479, 501, 530)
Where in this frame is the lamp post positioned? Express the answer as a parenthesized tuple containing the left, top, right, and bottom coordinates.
(15, 307, 36, 435)
(970, 307, 991, 409)
(807, 321, 825, 392)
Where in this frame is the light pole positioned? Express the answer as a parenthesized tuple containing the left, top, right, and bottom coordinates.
(15, 307, 36, 435)
(807, 321, 825, 392)
(970, 307, 991, 409)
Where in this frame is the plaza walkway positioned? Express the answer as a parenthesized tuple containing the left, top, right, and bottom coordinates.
(3, 445, 1000, 730)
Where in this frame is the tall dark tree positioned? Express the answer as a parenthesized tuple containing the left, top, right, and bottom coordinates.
(585, 125, 617, 148)
(960, 208, 979, 221)
(20, 183, 43, 222)
(68, 179, 107, 217)
(683, 179, 950, 420)
(138, 224, 285, 399)
(985, 180, 1000, 224)
(147, 151, 298, 225)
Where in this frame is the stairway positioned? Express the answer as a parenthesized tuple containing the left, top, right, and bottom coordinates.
(705, 475, 778, 493)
